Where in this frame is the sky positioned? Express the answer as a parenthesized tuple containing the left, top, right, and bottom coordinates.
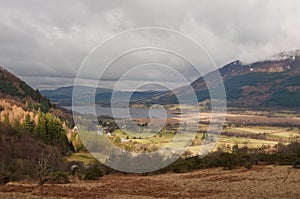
(0, 0, 300, 90)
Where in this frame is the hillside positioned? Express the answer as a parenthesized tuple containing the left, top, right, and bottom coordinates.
(0, 67, 73, 184)
(1, 165, 300, 198)
(0, 65, 74, 132)
(154, 50, 300, 108)
(0, 67, 49, 127)
(0, 67, 74, 126)
(0, 67, 51, 112)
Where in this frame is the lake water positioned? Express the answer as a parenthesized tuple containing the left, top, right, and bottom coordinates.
(63, 106, 174, 119)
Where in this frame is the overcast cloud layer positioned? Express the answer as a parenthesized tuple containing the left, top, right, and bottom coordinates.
(0, 0, 300, 89)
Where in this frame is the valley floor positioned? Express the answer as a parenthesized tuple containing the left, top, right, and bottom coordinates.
(1, 165, 300, 198)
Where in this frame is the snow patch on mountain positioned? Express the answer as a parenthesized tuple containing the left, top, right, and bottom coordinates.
(268, 50, 300, 61)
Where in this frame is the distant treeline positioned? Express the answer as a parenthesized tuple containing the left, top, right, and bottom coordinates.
(161, 142, 300, 173)
(67, 141, 300, 180)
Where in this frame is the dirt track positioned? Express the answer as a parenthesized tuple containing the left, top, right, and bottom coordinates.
(1, 165, 300, 198)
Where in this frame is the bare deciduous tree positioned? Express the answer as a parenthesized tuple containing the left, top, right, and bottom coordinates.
(35, 148, 52, 186)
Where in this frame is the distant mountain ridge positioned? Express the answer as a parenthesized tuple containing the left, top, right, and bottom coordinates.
(40, 86, 111, 106)
(40, 86, 164, 106)
(154, 50, 300, 108)
(41, 50, 300, 108)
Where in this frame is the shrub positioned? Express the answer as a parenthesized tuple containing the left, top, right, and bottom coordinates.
(114, 137, 121, 144)
(49, 172, 70, 184)
(84, 163, 104, 181)
(0, 173, 9, 185)
(221, 152, 245, 170)
(84, 169, 103, 181)
(292, 158, 300, 169)
(244, 162, 253, 170)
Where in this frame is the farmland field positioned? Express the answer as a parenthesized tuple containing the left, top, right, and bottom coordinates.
(64, 110, 300, 168)
(93, 110, 300, 156)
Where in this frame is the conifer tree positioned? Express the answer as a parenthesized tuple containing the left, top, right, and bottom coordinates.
(36, 109, 47, 140)
(24, 114, 34, 134)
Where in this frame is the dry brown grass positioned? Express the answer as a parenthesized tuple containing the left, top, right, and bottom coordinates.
(225, 112, 300, 126)
(1, 165, 300, 198)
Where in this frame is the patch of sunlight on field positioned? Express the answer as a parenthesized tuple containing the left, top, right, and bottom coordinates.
(227, 126, 289, 134)
(273, 110, 299, 117)
(108, 126, 299, 154)
(112, 129, 192, 143)
(166, 104, 199, 110)
(271, 131, 300, 138)
(133, 133, 176, 144)
(114, 129, 162, 140)
(219, 136, 278, 145)
(131, 132, 196, 149)
(113, 129, 128, 138)
(187, 145, 201, 154)
(66, 152, 96, 165)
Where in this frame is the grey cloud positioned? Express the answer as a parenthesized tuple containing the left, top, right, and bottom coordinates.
(0, 0, 299, 89)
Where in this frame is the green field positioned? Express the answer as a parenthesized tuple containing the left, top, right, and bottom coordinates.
(68, 121, 300, 163)
(66, 152, 96, 165)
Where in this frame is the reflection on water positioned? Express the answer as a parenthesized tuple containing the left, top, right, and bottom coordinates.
(64, 105, 175, 118)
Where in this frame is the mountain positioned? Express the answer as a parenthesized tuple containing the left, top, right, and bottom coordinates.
(41, 50, 300, 108)
(0, 67, 73, 182)
(0, 67, 52, 112)
(0, 66, 73, 126)
(40, 86, 112, 106)
(41, 86, 164, 106)
(154, 50, 300, 108)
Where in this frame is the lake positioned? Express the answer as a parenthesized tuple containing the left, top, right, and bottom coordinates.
(63, 105, 175, 119)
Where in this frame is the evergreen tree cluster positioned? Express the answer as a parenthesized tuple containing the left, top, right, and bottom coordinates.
(23, 109, 68, 148)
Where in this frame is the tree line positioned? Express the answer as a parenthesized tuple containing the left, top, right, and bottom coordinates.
(0, 108, 70, 184)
